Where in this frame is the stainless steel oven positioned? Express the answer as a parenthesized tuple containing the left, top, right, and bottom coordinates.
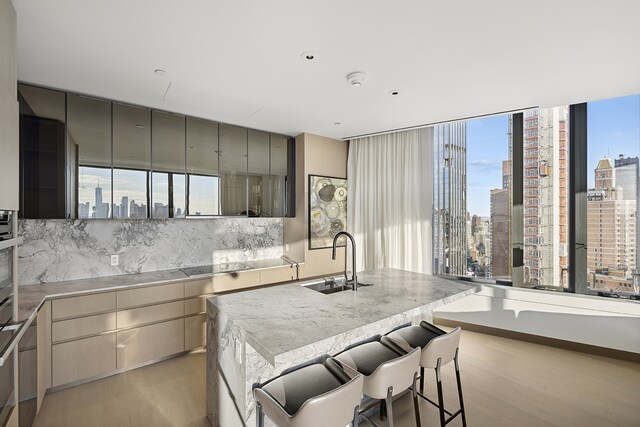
(0, 246, 13, 321)
(0, 211, 12, 241)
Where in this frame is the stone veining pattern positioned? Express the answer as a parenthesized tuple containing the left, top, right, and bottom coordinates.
(18, 218, 283, 285)
(207, 268, 480, 426)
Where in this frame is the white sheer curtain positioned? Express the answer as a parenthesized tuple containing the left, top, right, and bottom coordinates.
(347, 128, 433, 274)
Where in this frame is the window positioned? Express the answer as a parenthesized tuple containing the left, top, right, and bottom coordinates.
(433, 115, 511, 280)
(78, 166, 111, 218)
(587, 94, 640, 296)
(432, 94, 640, 300)
(188, 175, 220, 216)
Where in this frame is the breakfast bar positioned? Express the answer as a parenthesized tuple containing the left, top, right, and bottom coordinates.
(206, 268, 479, 426)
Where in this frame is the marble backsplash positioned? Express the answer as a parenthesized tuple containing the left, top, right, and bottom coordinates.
(18, 218, 283, 285)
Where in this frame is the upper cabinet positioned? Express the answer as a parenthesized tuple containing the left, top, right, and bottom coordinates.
(17, 84, 295, 219)
(0, 0, 18, 210)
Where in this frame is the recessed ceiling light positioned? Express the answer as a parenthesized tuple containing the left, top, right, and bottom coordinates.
(301, 51, 316, 61)
(154, 69, 167, 76)
(390, 90, 400, 96)
(135, 124, 144, 128)
(334, 122, 342, 126)
(346, 72, 367, 87)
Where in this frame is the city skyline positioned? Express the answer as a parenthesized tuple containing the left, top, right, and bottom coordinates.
(466, 94, 640, 217)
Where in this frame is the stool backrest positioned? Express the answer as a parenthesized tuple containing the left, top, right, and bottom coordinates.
(366, 342, 421, 399)
(421, 326, 461, 369)
(255, 374, 363, 427)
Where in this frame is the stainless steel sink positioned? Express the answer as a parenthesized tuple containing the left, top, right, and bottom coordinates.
(301, 277, 373, 294)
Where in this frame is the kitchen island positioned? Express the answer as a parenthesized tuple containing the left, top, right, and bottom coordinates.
(206, 268, 480, 427)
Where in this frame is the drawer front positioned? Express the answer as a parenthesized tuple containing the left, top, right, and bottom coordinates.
(185, 314, 206, 350)
(52, 313, 116, 343)
(116, 319, 184, 370)
(52, 292, 116, 320)
(52, 334, 116, 387)
(212, 270, 261, 293)
(116, 282, 184, 309)
(260, 266, 296, 285)
(184, 296, 210, 316)
(184, 278, 213, 297)
(116, 301, 184, 329)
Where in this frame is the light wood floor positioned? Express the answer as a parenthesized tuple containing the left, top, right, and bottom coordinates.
(33, 330, 640, 427)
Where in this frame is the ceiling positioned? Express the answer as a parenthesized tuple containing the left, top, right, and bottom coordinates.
(13, 0, 640, 140)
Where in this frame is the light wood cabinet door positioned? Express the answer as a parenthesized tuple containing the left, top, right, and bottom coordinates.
(184, 278, 214, 297)
(117, 282, 184, 309)
(51, 292, 116, 321)
(52, 313, 116, 343)
(37, 301, 51, 411)
(185, 314, 206, 350)
(19, 348, 37, 401)
(0, 97, 19, 210)
(116, 319, 184, 370)
(116, 301, 183, 329)
(212, 270, 261, 293)
(184, 296, 211, 316)
(52, 333, 116, 387)
(260, 265, 296, 285)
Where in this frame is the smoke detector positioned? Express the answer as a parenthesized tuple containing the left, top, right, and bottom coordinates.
(346, 72, 367, 87)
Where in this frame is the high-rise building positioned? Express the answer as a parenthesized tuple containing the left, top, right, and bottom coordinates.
(78, 202, 90, 219)
(93, 184, 109, 218)
(120, 196, 129, 219)
(614, 155, 639, 267)
(513, 108, 569, 287)
(433, 122, 467, 276)
(588, 157, 637, 293)
(490, 188, 509, 279)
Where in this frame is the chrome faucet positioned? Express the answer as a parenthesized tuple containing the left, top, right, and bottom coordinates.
(332, 231, 357, 291)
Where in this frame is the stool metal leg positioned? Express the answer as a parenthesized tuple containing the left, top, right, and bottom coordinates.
(435, 359, 446, 427)
(412, 372, 421, 427)
(454, 350, 467, 427)
(353, 405, 360, 427)
(256, 402, 264, 427)
(386, 387, 394, 427)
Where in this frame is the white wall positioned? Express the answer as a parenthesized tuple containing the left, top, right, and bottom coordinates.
(434, 285, 640, 354)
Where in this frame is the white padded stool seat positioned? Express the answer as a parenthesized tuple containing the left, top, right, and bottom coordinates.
(334, 335, 422, 427)
(385, 322, 467, 427)
(253, 355, 363, 427)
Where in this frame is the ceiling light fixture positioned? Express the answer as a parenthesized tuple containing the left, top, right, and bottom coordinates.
(334, 122, 342, 126)
(154, 69, 167, 76)
(390, 90, 400, 96)
(135, 124, 144, 128)
(346, 72, 367, 87)
(301, 51, 316, 61)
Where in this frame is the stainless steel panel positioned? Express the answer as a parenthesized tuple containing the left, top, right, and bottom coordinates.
(0, 246, 13, 304)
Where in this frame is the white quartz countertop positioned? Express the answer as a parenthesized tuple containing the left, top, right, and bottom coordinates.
(17, 257, 295, 323)
(207, 268, 480, 364)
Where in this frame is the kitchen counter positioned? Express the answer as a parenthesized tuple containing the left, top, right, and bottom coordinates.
(206, 268, 479, 426)
(17, 257, 296, 323)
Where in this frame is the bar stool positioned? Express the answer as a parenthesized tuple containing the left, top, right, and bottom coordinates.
(385, 322, 467, 427)
(333, 335, 422, 427)
(253, 354, 363, 427)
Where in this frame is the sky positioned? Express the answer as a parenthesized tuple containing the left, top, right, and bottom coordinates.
(465, 94, 640, 217)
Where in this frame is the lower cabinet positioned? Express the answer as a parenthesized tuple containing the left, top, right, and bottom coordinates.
(52, 334, 116, 387)
(116, 319, 184, 370)
(41, 265, 297, 391)
(185, 314, 206, 350)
